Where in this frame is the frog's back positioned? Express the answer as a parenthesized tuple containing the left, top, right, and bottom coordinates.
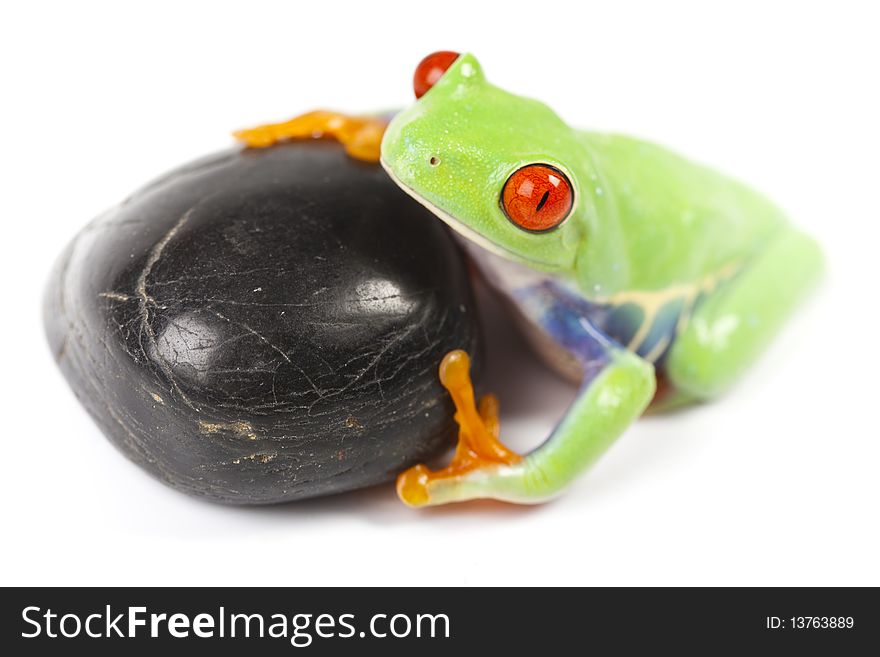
(579, 131, 787, 289)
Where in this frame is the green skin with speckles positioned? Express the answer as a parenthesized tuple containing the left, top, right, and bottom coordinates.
(380, 53, 823, 506)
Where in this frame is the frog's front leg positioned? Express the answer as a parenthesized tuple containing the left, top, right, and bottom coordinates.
(233, 111, 387, 162)
(397, 303, 656, 507)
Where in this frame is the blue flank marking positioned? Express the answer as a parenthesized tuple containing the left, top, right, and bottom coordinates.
(514, 281, 614, 384)
(514, 280, 687, 381)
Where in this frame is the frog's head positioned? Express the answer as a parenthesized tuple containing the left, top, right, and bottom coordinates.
(381, 52, 594, 274)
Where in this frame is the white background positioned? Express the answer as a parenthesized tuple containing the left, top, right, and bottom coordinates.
(1, 1, 878, 586)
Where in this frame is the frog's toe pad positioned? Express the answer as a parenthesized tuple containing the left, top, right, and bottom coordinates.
(233, 127, 276, 148)
(396, 464, 432, 507)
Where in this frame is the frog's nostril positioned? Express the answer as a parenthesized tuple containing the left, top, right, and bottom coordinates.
(429, 156, 441, 167)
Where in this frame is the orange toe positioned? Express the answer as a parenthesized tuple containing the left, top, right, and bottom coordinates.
(233, 110, 386, 162)
(395, 350, 521, 506)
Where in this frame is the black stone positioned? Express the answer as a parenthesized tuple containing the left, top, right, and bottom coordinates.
(44, 140, 481, 504)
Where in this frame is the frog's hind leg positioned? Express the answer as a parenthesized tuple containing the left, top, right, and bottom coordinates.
(665, 228, 823, 399)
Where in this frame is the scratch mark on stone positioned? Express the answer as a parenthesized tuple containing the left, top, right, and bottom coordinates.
(209, 310, 291, 364)
(209, 309, 327, 399)
(308, 323, 417, 413)
(136, 207, 199, 412)
(229, 452, 277, 465)
(99, 291, 134, 302)
(198, 419, 259, 441)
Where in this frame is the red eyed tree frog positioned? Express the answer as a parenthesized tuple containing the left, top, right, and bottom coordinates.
(236, 52, 823, 508)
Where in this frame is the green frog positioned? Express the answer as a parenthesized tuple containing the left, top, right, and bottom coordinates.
(237, 51, 823, 508)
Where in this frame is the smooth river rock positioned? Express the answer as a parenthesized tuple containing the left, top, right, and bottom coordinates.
(44, 140, 481, 504)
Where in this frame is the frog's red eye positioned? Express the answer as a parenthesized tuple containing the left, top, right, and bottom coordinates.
(413, 51, 460, 99)
(501, 164, 574, 232)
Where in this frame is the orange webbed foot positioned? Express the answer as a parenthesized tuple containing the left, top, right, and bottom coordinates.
(396, 350, 522, 507)
(233, 110, 387, 162)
